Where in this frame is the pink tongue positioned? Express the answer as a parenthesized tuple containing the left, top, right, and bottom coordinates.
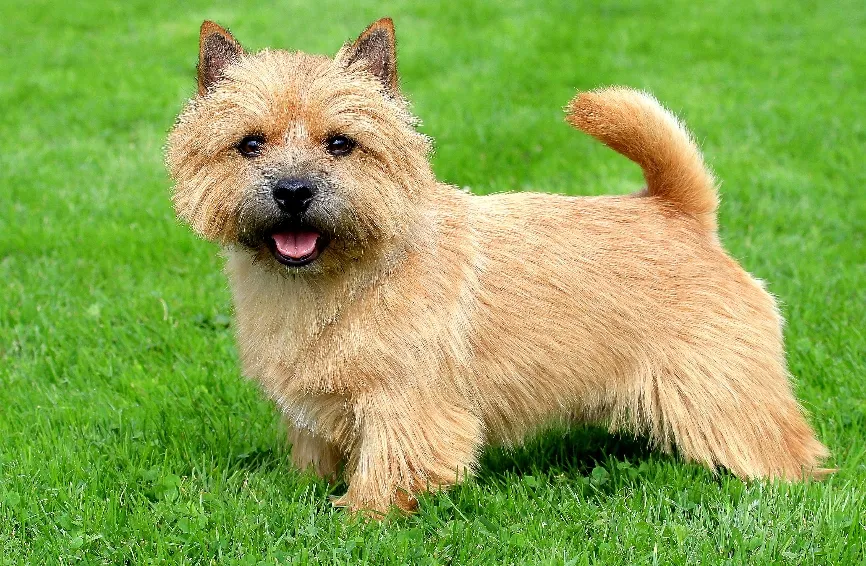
(272, 231, 319, 259)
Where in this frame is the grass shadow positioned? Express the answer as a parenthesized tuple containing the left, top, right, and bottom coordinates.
(477, 425, 661, 482)
(228, 424, 670, 484)
(228, 446, 288, 473)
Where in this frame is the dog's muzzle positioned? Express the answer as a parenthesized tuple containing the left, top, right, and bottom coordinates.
(264, 177, 329, 267)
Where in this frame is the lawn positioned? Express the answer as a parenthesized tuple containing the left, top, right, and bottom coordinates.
(1, 0, 864, 563)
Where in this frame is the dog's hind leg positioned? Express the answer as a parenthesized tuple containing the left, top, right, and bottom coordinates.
(620, 354, 831, 480)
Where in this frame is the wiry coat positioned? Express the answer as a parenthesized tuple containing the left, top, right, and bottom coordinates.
(166, 19, 830, 515)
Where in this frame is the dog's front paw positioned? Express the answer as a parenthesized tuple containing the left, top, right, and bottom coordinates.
(330, 486, 419, 519)
(329, 494, 391, 520)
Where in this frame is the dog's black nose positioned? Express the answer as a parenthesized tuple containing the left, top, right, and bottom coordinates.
(272, 178, 315, 213)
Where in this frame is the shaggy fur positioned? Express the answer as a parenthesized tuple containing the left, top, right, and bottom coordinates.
(166, 18, 830, 516)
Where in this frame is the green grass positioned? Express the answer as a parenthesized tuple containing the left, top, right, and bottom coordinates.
(1, 0, 864, 563)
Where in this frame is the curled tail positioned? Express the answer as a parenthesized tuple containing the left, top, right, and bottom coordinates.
(567, 87, 719, 234)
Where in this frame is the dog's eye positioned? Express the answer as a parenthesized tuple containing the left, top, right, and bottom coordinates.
(325, 135, 356, 157)
(237, 135, 265, 157)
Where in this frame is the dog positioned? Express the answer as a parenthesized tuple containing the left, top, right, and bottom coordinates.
(166, 17, 830, 516)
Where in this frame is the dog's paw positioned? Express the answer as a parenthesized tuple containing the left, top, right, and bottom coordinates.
(329, 488, 418, 519)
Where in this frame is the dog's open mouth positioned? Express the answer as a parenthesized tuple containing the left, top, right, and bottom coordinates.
(269, 230, 328, 267)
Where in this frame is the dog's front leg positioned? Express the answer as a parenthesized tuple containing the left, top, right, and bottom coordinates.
(333, 388, 482, 517)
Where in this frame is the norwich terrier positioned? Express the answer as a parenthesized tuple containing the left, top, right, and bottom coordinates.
(166, 18, 831, 515)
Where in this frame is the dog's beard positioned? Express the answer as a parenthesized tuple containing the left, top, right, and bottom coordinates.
(234, 189, 380, 273)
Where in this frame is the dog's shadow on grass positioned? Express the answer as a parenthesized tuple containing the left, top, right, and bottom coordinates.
(228, 446, 288, 472)
(220, 424, 689, 515)
(226, 425, 664, 482)
(476, 425, 660, 484)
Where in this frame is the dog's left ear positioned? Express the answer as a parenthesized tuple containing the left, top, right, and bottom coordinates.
(339, 18, 399, 96)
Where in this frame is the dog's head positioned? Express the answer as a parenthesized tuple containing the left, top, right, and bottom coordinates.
(166, 19, 434, 275)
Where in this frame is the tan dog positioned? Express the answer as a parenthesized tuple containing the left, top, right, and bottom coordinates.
(166, 18, 830, 515)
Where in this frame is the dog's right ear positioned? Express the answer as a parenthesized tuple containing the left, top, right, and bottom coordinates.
(338, 18, 399, 96)
(198, 21, 244, 96)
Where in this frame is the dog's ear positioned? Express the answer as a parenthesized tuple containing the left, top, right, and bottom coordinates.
(339, 18, 399, 96)
(198, 21, 244, 96)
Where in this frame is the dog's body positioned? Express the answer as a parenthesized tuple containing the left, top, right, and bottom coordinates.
(167, 18, 829, 515)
